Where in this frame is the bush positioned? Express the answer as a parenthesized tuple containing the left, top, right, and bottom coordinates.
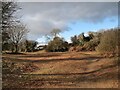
(96, 28, 119, 56)
(83, 38, 100, 51)
(69, 46, 83, 52)
(46, 37, 69, 52)
(71, 35, 79, 46)
(25, 40, 38, 52)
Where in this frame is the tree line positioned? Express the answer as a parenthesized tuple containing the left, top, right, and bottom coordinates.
(42, 27, 119, 58)
(1, 2, 39, 53)
(1, 1, 119, 57)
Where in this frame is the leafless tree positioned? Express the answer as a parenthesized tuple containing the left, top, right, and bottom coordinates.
(51, 28, 61, 38)
(9, 23, 28, 53)
(1, 1, 20, 50)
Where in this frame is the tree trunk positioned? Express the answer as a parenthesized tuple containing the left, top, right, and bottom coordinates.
(15, 44, 18, 53)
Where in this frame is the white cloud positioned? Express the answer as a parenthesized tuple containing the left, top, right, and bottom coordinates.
(17, 0, 120, 2)
(19, 2, 118, 40)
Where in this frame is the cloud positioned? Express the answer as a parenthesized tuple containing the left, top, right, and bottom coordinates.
(19, 2, 118, 40)
(17, 0, 120, 2)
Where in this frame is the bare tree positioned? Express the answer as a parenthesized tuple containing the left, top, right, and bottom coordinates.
(9, 23, 28, 53)
(45, 29, 61, 44)
(1, 1, 20, 50)
(51, 28, 61, 38)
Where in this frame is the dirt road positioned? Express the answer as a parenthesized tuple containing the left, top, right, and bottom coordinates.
(2, 51, 119, 88)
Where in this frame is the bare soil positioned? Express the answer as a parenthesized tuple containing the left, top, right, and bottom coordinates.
(2, 51, 119, 88)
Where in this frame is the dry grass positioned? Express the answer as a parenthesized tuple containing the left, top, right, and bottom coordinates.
(2, 51, 119, 88)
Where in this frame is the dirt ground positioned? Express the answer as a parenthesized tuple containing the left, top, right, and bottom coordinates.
(2, 51, 119, 88)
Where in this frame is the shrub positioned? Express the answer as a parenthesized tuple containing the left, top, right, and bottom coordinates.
(46, 37, 69, 52)
(96, 28, 119, 56)
(71, 35, 79, 46)
(69, 46, 83, 52)
(83, 38, 100, 51)
(25, 40, 38, 52)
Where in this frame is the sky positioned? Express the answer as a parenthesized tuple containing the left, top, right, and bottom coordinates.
(17, 0, 120, 2)
(17, 2, 118, 44)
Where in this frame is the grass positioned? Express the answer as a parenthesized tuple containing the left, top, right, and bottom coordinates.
(2, 51, 119, 88)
